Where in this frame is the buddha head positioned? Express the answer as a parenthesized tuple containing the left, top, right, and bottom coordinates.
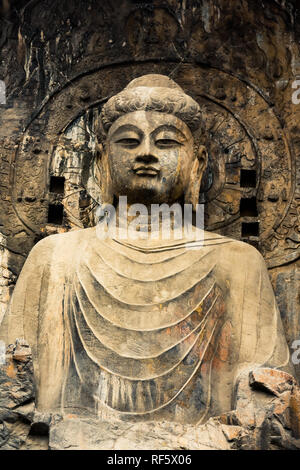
(96, 74, 207, 210)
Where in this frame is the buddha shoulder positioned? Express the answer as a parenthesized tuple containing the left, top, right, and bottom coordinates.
(25, 227, 96, 267)
(208, 233, 267, 273)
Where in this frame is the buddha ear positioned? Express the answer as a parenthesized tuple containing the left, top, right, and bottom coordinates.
(184, 145, 208, 211)
(94, 141, 114, 205)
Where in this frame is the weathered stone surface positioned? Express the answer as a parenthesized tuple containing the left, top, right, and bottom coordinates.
(0, 2, 300, 371)
(218, 367, 300, 450)
(0, 340, 35, 449)
(0, 0, 300, 451)
(49, 417, 233, 450)
(0, 74, 295, 431)
(0, 344, 299, 450)
(47, 368, 300, 450)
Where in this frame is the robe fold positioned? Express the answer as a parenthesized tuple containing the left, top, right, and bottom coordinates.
(0, 227, 292, 424)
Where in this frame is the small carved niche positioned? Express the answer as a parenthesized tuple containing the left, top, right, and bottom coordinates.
(241, 222, 259, 237)
(49, 176, 65, 194)
(240, 169, 256, 188)
(48, 204, 64, 225)
(240, 197, 258, 217)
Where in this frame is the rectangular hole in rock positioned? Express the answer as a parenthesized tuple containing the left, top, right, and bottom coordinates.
(240, 197, 258, 217)
(48, 204, 64, 225)
(49, 176, 65, 194)
(241, 222, 259, 237)
(240, 169, 256, 188)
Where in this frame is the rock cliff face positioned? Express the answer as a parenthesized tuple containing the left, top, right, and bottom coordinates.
(0, 0, 300, 449)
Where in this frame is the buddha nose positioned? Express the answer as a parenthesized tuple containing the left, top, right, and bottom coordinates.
(135, 138, 158, 163)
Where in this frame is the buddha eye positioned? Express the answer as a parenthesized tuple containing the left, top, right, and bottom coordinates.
(115, 138, 140, 148)
(155, 139, 181, 148)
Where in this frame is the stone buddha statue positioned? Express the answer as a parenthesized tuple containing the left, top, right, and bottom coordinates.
(0, 74, 296, 449)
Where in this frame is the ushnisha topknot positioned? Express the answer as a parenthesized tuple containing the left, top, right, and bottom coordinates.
(100, 74, 202, 134)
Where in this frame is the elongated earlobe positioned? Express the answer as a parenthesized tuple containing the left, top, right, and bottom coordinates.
(95, 142, 114, 206)
(184, 145, 208, 211)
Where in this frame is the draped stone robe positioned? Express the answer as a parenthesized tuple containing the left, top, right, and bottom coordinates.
(0, 227, 292, 424)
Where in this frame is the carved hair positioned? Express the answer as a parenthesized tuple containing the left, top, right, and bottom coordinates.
(99, 74, 202, 134)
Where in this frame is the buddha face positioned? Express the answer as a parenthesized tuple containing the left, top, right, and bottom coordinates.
(106, 110, 197, 205)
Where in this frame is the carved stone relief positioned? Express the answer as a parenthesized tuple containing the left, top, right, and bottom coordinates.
(0, 0, 300, 449)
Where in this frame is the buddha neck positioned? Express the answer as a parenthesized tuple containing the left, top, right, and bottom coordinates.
(95, 200, 205, 246)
